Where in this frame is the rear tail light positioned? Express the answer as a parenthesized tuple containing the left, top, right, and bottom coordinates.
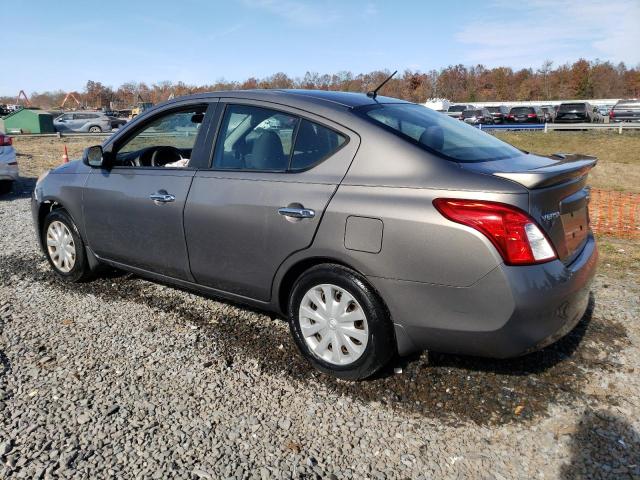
(507, 114, 514, 119)
(433, 199, 557, 265)
(0, 135, 12, 146)
(609, 110, 614, 118)
(527, 113, 537, 118)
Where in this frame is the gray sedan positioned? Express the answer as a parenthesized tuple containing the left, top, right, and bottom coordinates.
(32, 90, 597, 379)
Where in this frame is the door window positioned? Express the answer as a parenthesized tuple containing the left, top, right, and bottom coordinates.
(214, 104, 297, 171)
(213, 104, 346, 172)
(114, 106, 206, 168)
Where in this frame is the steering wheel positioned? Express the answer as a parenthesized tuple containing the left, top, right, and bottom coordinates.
(150, 146, 183, 167)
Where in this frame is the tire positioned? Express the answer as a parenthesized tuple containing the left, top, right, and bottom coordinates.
(42, 209, 93, 282)
(88, 126, 102, 133)
(287, 264, 395, 380)
(0, 180, 13, 195)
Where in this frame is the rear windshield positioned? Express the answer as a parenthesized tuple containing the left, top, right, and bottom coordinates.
(559, 103, 586, 112)
(461, 110, 482, 117)
(358, 104, 521, 163)
(510, 107, 534, 115)
(448, 105, 467, 112)
(486, 107, 501, 113)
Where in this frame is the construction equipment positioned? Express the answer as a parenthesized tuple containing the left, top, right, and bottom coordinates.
(130, 94, 153, 118)
(16, 90, 31, 108)
(60, 93, 82, 110)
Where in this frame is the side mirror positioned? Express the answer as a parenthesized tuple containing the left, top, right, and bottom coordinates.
(83, 145, 106, 168)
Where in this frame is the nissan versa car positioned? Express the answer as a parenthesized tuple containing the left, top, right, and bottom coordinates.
(32, 90, 598, 380)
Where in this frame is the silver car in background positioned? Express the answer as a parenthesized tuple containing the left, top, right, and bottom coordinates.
(32, 90, 598, 380)
(0, 133, 18, 193)
(54, 111, 112, 133)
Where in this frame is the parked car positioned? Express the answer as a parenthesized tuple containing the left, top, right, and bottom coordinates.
(445, 104, 473, 119)
(460, 108, 494, 125)
(485, 106, 510, 124)
(506, 106, 545, 123)
(609, 99, 640, 123)
(54, 112, 112, 133)
(0, 133, 18, 194)
(555, 102, 600, 123)
(540, 106, 556, 123)
(32, 90, 597, 380)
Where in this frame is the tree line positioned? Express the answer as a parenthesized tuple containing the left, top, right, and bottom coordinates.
(3, 59, 639, 110)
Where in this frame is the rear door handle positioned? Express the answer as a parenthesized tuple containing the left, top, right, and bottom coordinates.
(150, 191, 175, 203)
(278, 207, 315, 219)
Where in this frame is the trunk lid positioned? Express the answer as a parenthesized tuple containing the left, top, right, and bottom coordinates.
(460, 153, 597, 264)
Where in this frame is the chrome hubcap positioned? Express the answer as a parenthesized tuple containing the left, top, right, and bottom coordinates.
(46, 221, 76, 273)
(298, 284, 369, 365)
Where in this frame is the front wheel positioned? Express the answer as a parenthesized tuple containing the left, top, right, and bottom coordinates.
(288, 264, 395, 380)
(88, 126, 102, 133)
(42, 209, 93, 282)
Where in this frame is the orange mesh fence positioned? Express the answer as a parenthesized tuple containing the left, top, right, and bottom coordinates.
(589, 189, 640, 239)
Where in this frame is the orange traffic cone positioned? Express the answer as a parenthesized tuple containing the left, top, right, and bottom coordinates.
(62, 145, 69, 163)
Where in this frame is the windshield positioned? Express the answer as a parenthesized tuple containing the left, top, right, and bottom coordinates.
(359, 104, 522, 163)
(559, 103, 586, 112)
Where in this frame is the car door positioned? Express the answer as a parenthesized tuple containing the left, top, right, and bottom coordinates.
(83, 101, 215, 280)
(55, 113, 74, 131)
(184, 100, 359, 301)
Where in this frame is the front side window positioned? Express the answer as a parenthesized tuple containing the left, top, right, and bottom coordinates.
(359, 103, 521, 163)
(114, 106, 206, 167)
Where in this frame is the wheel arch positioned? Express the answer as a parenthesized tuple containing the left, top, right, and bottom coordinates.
(273, 254, 392, 325)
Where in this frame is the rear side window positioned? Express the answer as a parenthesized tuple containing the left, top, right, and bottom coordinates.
(214, 104, 345, 171)
(290, 120, 346, 170)
(359, 103, 521, 163)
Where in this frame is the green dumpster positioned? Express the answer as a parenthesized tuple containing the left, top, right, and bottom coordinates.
(2, 108, 55, 134)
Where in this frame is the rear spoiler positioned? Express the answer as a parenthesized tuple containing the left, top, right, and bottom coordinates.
(494, 154, 597, 189)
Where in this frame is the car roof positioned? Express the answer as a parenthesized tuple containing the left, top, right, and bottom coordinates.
(161, 89, 410, 111)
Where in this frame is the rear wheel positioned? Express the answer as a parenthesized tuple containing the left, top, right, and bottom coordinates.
(42, 210, 93, 282)
(288, 264, 395, 380)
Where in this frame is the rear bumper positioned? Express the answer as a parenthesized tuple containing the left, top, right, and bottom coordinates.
(370, 233, 598, 358)
(0, 164, 19, 181)
(555, 118, 589, 123)
(0, 148, 18, 181)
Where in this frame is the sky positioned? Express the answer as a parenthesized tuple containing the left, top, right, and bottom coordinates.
(2, 0, 639, 96)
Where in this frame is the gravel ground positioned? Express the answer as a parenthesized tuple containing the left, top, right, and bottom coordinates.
(1, 179, 639, 479)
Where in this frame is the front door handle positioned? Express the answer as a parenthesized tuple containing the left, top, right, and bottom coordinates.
(278, 207, 315, 219)
(150, 191, 175, 204)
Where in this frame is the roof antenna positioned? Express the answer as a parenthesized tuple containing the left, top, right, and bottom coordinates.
(367, 70, 398, 99)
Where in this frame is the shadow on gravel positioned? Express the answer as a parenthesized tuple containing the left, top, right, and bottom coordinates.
(560, 409, 640, 479)
(0, 176, 36, 201)
(0, 252, 631, 426)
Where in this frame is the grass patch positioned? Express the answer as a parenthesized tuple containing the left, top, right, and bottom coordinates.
(597, 237, 640, 279)
(494, 131, 640, 193)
